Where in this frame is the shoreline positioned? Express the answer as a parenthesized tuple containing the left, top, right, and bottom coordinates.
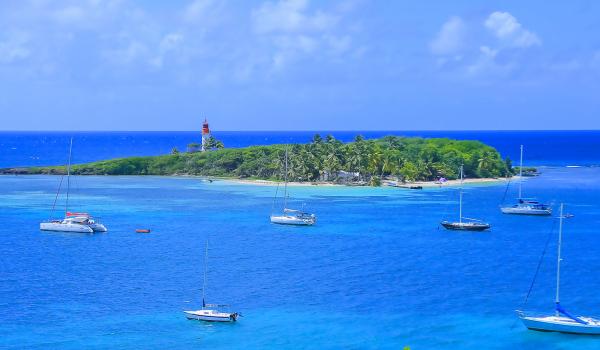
(218, 176, 512, 188)
(0, 172, 513, 188)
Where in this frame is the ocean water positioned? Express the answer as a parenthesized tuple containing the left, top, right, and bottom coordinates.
(2, 131, 600, 349)
(1, 130, 600, 168)
(2, 167, 600, 349)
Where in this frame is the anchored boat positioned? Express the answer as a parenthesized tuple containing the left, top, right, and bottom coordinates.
(184, 240, 239, 322)
(517, 204, 600, 334)
(39, 138, 108, 233)
(41, 212, 106, 233)
(270, 148, 316, 226)
(500, 145, 551, 216)
(441, 165, 490, 232)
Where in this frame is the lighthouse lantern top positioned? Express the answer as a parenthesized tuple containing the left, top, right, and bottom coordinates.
(202, 118, 210, 135)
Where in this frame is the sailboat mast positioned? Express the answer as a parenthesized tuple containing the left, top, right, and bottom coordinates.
(202, 240, 208, 308)
(459, 165, 463, 224)
(283, 147, 289, 210)
(555, 203, 564, 312)
(65, 137, 73, 217)
(518, 145, 523, 199)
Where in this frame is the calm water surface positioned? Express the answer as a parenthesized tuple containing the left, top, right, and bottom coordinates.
(2, 166, 600, 349)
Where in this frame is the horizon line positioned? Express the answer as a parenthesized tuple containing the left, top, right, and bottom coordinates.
(1, 129, 600, 133)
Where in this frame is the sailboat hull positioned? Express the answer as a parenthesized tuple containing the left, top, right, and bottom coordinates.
(184, 310, 237, 322)
(40, 222, 94, 233)
(520, 315, 600, 335)
(270, 215, 315, 225)
(500, 206, 552, 215)
(440, 221, 490, 231)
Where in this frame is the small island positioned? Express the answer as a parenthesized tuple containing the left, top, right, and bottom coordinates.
(1, 135, 514, 186)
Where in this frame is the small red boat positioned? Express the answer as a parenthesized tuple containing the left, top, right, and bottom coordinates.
(135, 229, 151, 233)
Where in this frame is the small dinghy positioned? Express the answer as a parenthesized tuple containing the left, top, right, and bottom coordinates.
(135, 229, 151, 233)
(517, 204, 600, 334)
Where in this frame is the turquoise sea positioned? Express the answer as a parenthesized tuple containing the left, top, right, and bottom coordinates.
(2, 132, 600, 349)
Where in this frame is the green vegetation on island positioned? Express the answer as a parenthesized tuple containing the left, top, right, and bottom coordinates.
(2, 135, 513, 184)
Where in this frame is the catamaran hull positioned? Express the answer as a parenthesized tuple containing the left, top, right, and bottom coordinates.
(270, 216, 315, 226)
(40, 222, 94, 233)
(89, 223, 108, 232)
(520, 316, 600, 335)
(500, 207, 552, 216)
(184, 311, 237, 322)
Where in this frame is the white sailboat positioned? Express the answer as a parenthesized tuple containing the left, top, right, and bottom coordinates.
(441, 165, 490, 231)
(184, 241, 239, 322)
(270, 148, 316, 226)
(500, 145, 551, 216)
(39, 138, 107, 233)
(517, 204, 600, 334)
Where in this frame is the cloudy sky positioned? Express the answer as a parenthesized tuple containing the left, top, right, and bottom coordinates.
(1, 0, 599, 131)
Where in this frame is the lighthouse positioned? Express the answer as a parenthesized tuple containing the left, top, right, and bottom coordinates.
(201, 118, 210, 152)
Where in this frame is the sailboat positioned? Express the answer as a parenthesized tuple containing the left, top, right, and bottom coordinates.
(184, 241, 239, 322)
(39, 138, 107, 233)
(517, 204, 600, 334)
(500, 145, 552, 216)
(270, 148, 316, 226)
(440, 165, 491, 231)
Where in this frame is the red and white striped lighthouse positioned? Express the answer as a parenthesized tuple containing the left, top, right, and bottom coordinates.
(201, 118, 210, 152)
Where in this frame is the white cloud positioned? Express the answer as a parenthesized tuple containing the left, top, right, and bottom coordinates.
(0, 0, 362, 83)
(484, 11, 541, 48)
(430, 16, 465, 55)
(466, 46, 506, 76)
(52, 6, 86, 24)
(183, 0, 224, 26)
(252, 0, 338, 34)
(479, 45, 498, 59)
(150, 33, 184, 68)
(250, 0, 356, 72)
(0, 32, 30, 64)
(103, 41, 148, 65)
(431, 11, 544, 80)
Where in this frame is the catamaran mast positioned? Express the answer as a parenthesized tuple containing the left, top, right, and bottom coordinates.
(555, 203, 564, 315)
(518, 145, 524, 199)
(65, 137, 73, 217)
(459, 165, 463, 224)
(202, 240, 208, 308)
(283, 147, 289, 210)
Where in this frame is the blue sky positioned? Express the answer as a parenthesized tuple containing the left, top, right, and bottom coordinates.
(1, 0, 599, 131)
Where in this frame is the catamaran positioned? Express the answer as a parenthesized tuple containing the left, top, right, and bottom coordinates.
(517, 204, 600, 334)
(500, 145, 551, 216)
(184, 241, 239, 322)
(39, 138, 108, 233)
(441, 165, 490, 231)
(270, 148, 316, 226)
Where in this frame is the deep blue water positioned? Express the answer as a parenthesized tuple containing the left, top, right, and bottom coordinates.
(3, 132, 600, 349)
(1, 130, 600, 168)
